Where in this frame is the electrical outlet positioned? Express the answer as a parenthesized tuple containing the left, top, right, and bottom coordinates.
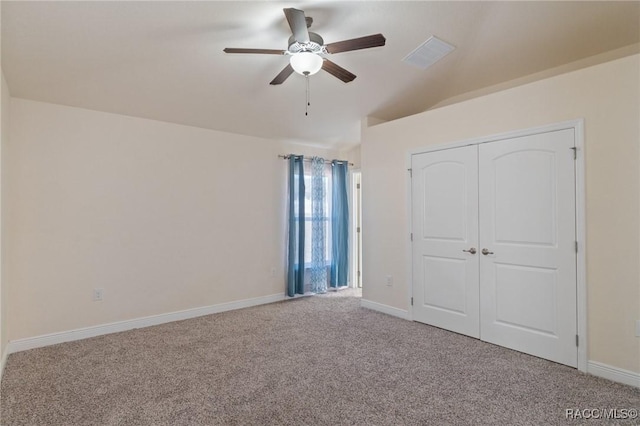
(636, 320, 640, 337)
(270, 267, 276, 277)
(386, 275, 393, 286)
(93, 288, 104, 302)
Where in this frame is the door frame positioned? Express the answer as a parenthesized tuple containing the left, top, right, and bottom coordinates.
(405, 119, 587, 372)
(350, 169, 362, 288)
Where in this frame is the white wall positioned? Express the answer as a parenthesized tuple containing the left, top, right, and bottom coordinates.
(362, 54, 640, 374)
(340, 145, 361, 170)
(0, 72, 9, 373)
(6, 98, 338, 341)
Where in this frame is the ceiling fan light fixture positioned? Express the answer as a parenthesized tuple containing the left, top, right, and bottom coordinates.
(290, 52, 323, 76)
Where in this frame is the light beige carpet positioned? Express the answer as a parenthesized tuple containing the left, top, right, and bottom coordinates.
(1, 290, 638, 425)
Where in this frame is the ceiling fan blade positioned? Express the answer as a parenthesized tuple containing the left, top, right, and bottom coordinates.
(223, 48, 286, 55)
(284, 8, 310, 44)
(322, 60, 356, 83)
(270, 64, 295, 85)
(325, 34, 386, 54)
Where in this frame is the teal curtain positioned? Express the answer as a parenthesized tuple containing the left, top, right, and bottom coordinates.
(330, 160, 349, 288)
(287, 155, 305, 297)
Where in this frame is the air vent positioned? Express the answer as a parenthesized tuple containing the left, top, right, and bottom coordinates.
(403, 36, 455, 70)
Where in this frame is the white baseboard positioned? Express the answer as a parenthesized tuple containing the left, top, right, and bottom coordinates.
(360, 298, 409, 320)
(7, 293, 285, 355)
(587, 361, 640, 388)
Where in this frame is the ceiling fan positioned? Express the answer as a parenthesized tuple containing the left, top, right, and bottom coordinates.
(223, 8, 386, 85)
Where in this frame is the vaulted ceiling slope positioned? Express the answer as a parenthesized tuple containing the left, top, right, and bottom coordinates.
(2, 1, 639, 147)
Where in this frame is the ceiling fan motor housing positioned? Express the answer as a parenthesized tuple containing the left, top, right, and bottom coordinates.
(287, 32, 325, 55)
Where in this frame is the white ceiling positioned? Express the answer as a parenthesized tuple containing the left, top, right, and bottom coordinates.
(2, 1, 639, 148)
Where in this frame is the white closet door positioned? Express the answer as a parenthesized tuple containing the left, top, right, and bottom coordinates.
(411, 145, 480, 338)
(478, 129, 577, 367)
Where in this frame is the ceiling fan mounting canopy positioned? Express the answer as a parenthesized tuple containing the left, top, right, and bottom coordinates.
(223, 7, 386, 85)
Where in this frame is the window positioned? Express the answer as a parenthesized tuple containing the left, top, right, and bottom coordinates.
(294, 167, 332, 266)
(287, 155, 350, 296)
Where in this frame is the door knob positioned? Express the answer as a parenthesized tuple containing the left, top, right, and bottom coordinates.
(481, 248, 494, 255)
(462, 247, 477, 254)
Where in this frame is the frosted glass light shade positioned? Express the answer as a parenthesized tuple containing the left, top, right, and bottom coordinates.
(290, 52, 323, 76)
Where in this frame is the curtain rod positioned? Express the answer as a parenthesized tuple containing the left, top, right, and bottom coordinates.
(278, 154, 353, 166)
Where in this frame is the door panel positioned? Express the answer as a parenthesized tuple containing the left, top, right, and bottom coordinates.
(412, 146, 479, 338)
(493, 150, 557, 246)
(494, 264, 558, 335)
(421, 162, 468, 241)
(479, 129, 577, 367)
(422, 256, 467, 314)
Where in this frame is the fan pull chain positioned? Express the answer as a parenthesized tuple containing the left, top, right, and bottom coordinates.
(305, 74, 310, 116)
